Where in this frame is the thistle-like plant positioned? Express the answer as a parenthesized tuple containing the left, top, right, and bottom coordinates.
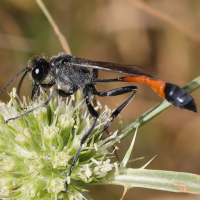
(0, 89, 122, 199)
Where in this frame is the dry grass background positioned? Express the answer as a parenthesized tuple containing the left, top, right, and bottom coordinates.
(0, 0, 200, 199)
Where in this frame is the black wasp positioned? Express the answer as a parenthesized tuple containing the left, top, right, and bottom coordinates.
(0, 53, 197, 193)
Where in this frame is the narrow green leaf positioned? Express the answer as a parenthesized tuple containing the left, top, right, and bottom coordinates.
(120, 128, 137, 168)
(100, 168, 200, 194)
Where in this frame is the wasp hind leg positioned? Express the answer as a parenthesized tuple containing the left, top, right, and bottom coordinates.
(92, 85, 138, 131)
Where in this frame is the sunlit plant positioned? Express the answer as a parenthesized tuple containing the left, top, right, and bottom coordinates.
(0, 89, 122, 199)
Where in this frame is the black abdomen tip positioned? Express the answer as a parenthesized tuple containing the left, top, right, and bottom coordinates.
(164, 83, 197, 112)
(183, 99, 197, 112)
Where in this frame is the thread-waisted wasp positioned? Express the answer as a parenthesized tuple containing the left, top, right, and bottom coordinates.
(0, 53, 197, 193)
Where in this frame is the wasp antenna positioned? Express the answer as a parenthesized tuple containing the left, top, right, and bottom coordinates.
(17, 69, 30, 97)
(0, 68, 31, 96)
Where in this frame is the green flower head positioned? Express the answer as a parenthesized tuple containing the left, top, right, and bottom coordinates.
(0, 88, 121, 200)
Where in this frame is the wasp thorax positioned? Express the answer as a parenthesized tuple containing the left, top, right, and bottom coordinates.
(31, 58, 49, 83)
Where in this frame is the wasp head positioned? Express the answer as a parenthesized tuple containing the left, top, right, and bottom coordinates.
(28, 57, 50, 100)
(31, 57, 49, 84)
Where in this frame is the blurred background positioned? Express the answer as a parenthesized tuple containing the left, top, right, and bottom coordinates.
(0, 0, 200, 199)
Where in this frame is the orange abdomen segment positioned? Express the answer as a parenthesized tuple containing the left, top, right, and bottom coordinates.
(120, 76, 166, 98)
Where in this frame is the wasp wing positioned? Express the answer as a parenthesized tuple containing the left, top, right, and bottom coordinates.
(70, 57, 155, 77)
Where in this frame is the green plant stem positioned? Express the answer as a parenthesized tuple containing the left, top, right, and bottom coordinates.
(120, 76, 200, 140)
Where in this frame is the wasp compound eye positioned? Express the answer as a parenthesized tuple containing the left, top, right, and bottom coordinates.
(32, 58, 49, 83)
